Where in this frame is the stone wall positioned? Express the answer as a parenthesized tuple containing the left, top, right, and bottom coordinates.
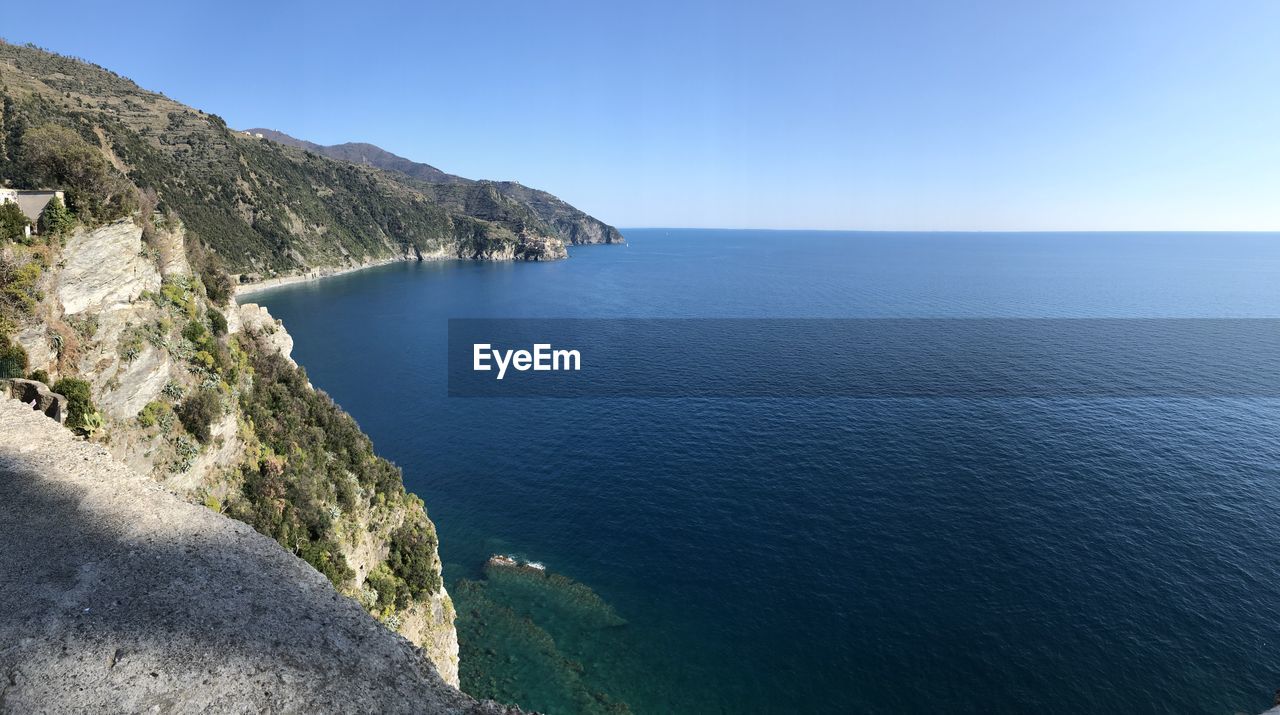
(1, 378, 66, 423)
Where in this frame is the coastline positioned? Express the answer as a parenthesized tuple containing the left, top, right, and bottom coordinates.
(233, 237, 579, 299)
(234, 254, 419, 299)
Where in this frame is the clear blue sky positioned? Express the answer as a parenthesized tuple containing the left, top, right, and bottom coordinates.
(6, 1, 1279, 230)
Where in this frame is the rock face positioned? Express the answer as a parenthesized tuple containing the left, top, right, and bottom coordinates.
(0, 398, 520, 714)
(11, 221, 179, 427)
(14, 323, 56, 372)
(491, 182, 624, 245)
(95, 340, 173, 420)
(400, 590, 461, 688)
(20, 222, 179, 427)
(56, 219, 161, 316)
(344, 507, 461, 688)
(237, 303, 295, 364)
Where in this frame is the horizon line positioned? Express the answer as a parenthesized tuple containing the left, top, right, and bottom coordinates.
(616, 227, 1280, 234)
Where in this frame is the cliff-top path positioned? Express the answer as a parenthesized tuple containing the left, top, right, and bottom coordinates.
(0, 398, 515, 714)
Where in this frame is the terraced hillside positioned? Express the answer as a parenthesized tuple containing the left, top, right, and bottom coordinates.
(0, 41, 625, 274)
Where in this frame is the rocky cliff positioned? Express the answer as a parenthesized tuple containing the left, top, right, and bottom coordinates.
(9, 217, 462, 688)
(0, 397, 517, 714)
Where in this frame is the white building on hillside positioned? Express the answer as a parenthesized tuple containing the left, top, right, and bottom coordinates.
(0, 188, 66, 238)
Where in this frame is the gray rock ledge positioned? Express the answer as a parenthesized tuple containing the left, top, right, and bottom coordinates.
(0, 398, 522, 714)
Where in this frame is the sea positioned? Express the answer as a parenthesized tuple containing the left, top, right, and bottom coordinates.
(246, 229, 1280, 714)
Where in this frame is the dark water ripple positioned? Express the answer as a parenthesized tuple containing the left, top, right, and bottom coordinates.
(251, 230, 1280, 714)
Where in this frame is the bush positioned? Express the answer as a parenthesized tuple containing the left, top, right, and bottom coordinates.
(137, 400, 173, 430)
(28, 368, 49, 385)
(185, 235, 233, 306)
(177, 388, 220, 443)
(181, 317, 207, 343)
(230, 333, 426, 596)
(160, 277, 196, 317)
(365, 564, 401, 610)
(0, 201, 28, 242)
(51, 377, 96, 432)
(388, 519, 442, 601)
(298, 540, 355, 586)
(0, 258, 43, 316)
(180, 313, 232, 375)
(207, 308, 227, 336)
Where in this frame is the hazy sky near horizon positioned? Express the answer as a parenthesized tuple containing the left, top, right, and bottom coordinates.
(6, 1, 1280, 230)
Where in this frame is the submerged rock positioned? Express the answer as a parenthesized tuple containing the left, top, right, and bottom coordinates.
(458, 557, 631, 713)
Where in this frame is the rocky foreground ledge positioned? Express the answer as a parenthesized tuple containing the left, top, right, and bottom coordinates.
(0, 399, 520, 714)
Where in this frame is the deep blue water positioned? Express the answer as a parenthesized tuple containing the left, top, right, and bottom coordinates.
(248, 230, 1280, 714)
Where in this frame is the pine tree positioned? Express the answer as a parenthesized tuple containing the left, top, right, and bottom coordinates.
(38, 195, 73, 235)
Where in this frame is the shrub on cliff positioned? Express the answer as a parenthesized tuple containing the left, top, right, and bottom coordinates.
(298, 539, 355, 586)
(207, 308, 227, 336)
(51, 377, 96, 433)
(137, 400, 173, 431)
(179, 311, 233, 376)
(0, 258, 42, 316)
(177, 388, 221, 443)
(237, 337, 410, 502)
(185, 236, 233, 306)
(364, 564, 401, 611)
(234, 453, 356, 588)
(181, 317, 208, 344)
(0, 202, 28, 242)
(0, 258, 43, 369)
(388, 519, 442, 602)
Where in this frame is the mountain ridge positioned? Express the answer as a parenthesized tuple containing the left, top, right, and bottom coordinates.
(245, 128, 463, 184)
(243, 127, 625, 246)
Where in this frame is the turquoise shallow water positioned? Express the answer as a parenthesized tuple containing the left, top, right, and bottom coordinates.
(250, 230, 1280, 714)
